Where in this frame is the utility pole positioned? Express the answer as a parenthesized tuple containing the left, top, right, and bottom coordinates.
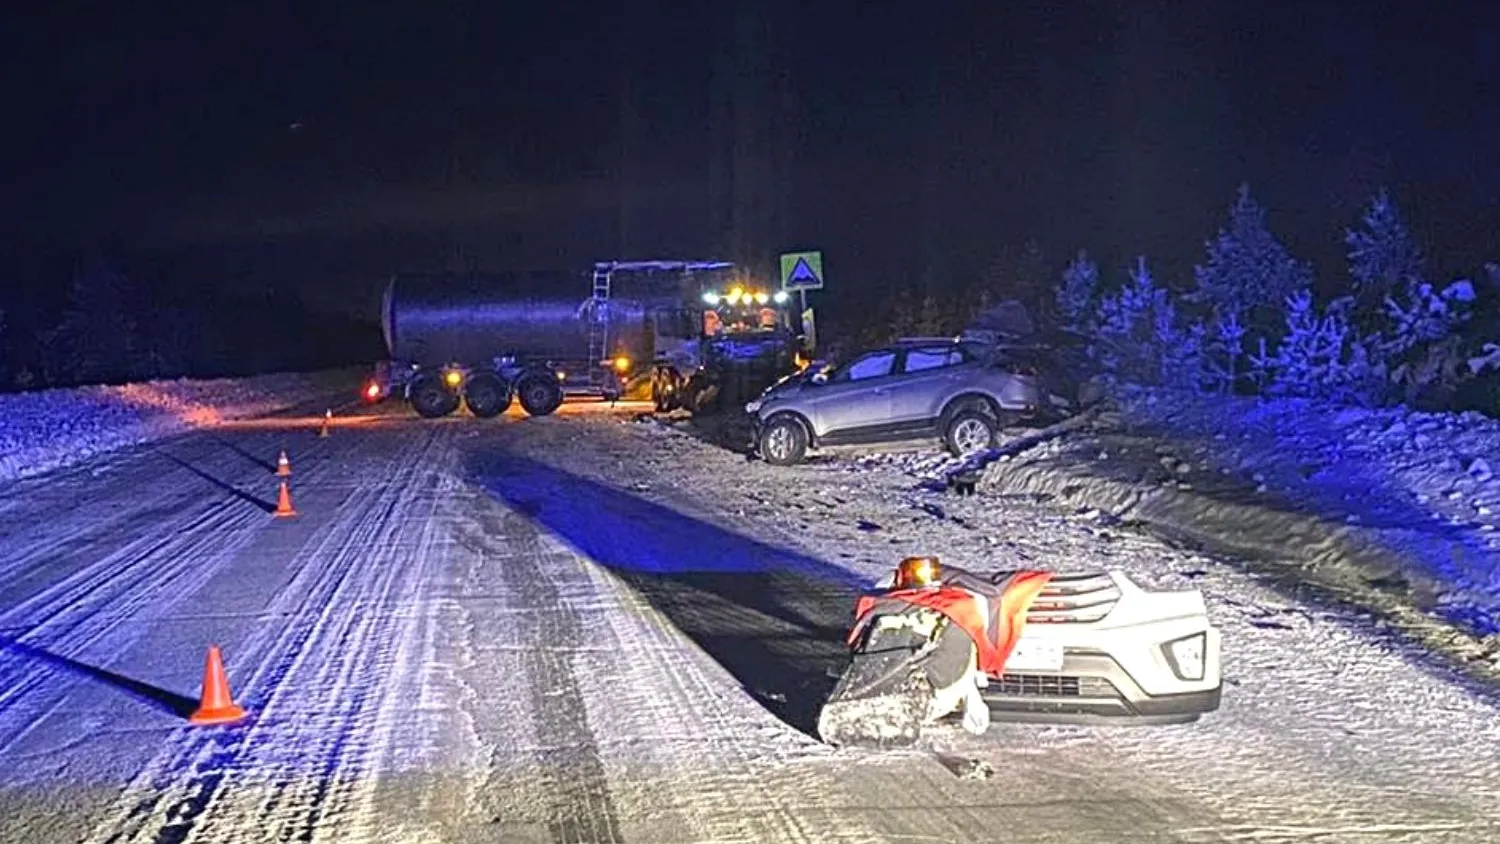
(617, 0, 640, 258)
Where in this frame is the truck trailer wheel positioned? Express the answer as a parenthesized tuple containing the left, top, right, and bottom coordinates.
(410, 372, 461, 419)
(463, 372, 512, 418)
(516, 375, 564, 417)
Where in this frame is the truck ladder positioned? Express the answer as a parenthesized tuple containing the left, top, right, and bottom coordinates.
(585, 264, 613, 386)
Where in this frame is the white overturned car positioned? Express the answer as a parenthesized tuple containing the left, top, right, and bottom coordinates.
(818, 559, 1222, 747)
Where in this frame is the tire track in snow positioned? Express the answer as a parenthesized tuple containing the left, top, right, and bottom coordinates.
(574, 564, 837, 844)
(457, 487, 849, 844)
(80, 425, 452, 844)
(0, 430, 299, 587)
(449, 501, 625, 844)
(227, 462, 453, 843)
(0, 497, 264, 755)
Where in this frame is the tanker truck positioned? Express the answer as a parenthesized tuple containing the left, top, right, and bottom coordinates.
(367, 269, 649, 419)
(366, 262, 805, 419)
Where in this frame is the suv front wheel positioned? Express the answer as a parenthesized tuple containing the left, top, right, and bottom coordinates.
(759, 416, 809, 466)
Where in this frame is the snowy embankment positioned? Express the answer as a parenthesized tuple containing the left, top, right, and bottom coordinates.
(0, 369, 361, 483)
(864, 389, 1500, 668)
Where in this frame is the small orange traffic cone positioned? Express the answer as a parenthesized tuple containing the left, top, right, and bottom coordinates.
(189, 645, 247, 726)
(318, 410, 331, 438)
(276, 450, 292, 477)
(274, 479, 297, 518)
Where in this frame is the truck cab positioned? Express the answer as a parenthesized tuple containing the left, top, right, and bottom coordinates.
(649, 283, 805, 414)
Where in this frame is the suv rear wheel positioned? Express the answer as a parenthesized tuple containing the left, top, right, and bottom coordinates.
(943, 409, 999, 457)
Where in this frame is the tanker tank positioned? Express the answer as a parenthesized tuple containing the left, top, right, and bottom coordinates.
(381, 272, 653, 369)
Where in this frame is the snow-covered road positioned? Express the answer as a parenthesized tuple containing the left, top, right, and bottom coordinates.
(2, 392, 1499, 843)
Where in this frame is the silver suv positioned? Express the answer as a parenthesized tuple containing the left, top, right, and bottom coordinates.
(747, 339, 1042, 466)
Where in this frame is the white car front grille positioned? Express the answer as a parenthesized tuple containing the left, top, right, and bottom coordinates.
(1025, 572, 1123, 624)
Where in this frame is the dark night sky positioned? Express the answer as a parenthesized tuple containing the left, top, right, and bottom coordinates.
(5, 1, 1498, 319)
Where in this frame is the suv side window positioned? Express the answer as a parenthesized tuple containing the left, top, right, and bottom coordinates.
(902, 346, 966, 373)
(834, 350, 897, 382)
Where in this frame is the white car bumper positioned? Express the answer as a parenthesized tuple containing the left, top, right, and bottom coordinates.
(985, 571, 1223, 725)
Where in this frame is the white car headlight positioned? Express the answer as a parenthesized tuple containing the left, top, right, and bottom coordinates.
(745, 399, 763, 414)
(1165, 633, 1206, 681)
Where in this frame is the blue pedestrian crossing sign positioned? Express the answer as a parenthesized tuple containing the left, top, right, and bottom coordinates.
(779, 251, 824, 291)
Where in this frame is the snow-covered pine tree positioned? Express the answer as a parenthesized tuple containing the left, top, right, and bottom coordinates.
(1055, 250, 1099, 332)
(1192, 184, 1312, 336)
(1376, 278, 1476, 405)
(1346, 189, 1423, 322)
(1093, 257, 1196, 387)
(1152, 285, 1202, 390)
(1199, 309, 1247, 395)
(1246, 336, 1274, 393)
(1092, 260, 1149, 377)
(1264, 289, 1356, 400)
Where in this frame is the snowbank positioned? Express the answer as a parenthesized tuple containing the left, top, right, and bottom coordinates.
(958, 388, 1500, 650)
(0, 369, 361, 483)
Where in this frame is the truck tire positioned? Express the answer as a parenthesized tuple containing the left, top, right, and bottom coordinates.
(758, 415, 809, 466)
(657, 370, 681, 413)
(410, 372, 461, 419)
(684, 372, 720, 415)
(463, 372, 511, 418)
(516, 375, 564, 417)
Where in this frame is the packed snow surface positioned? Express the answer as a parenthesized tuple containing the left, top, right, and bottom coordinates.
(0, 394, 1498, 842)
(0, 369, 361, 483)
(861, 386, 1500, 675)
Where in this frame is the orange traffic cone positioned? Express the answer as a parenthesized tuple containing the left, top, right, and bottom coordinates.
(276, 450, 292, 477)
(318, 410, 331, 438)
(189, 645, 247, 726)
(274, 479, 297, 518)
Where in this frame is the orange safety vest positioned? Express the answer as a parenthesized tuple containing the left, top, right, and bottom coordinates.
(849, 571, 1053, 675)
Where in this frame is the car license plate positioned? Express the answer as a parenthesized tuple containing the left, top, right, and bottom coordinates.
(1004, 638, 1064, 672)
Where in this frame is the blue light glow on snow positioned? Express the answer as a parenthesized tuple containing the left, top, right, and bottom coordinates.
(468, 452, 865, 587)
(467, 452, 867, 732)
(1130, 392, 1500, 637)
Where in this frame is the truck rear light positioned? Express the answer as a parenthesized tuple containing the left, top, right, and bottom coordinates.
(364, 382, 381, 401)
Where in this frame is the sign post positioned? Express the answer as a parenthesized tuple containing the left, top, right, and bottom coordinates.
(801, 307, 817, 354)
(779, 251, 824, 348)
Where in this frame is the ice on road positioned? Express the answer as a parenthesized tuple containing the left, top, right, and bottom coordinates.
(0, 395, 1498, 843)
